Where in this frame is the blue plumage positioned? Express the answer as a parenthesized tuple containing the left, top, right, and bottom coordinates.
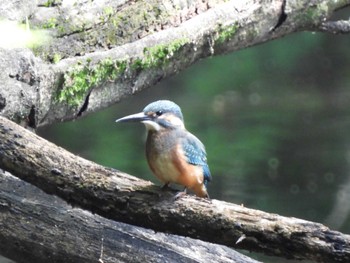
(143, 100, 184, 121)
(181, 134, 212, 185)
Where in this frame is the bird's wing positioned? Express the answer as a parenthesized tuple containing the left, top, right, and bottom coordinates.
(181, 133, 212, 184)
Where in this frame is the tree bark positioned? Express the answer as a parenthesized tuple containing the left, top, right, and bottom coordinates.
(0, 170, 259, 263)
(0, 0, 349, 127)
(1, 116, 349, 263)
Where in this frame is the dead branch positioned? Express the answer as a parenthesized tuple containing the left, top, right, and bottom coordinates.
(0, 170, 258, 263)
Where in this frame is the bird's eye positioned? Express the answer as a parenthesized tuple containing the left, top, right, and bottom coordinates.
(155, 111, 163, 116)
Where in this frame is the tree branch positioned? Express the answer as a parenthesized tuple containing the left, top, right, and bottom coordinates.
(318, 20, 350, 34)
(1, 116, 349, 262)
(1, 0, 349, 127)
(0, 170, 258, 263)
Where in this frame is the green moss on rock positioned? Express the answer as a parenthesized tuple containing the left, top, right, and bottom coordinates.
(216, 23, 239, 44)
(42, 17, 58, 29)
(58, 58, 127, 106)
(295, 3, 329, 26)
(133, 38, 189, 69)
(58, 39, 188, 106)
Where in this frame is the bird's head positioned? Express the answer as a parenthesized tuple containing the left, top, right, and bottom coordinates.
(116, 100, 184, 131)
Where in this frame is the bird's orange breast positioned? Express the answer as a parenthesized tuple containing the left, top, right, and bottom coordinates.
(148, 150, 181, 184)
(171, 144, 204, 188)
(146, 129, 208, 197)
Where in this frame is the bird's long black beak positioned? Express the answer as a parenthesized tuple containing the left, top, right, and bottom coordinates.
(115, 112, 150, 123)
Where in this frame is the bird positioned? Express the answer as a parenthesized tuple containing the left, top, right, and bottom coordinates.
(115, 100, 211, 198)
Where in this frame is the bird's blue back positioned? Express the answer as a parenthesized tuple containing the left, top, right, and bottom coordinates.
(180, 133, 212, 186)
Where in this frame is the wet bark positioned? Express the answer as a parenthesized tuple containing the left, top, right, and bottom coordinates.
(1, 116, 349, 263)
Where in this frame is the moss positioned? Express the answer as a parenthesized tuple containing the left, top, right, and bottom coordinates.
(58, 39, 188, 106)
(42, 17, 58, 29)
(216, 23, 239, 44)
(99, 6, 118, 25)
(99, 1, 170, 46)
(152, 5, 162, 19)
(103, 6, 114, 17)
(52, 53, 62, 64)
(58, 58, 127, 106)
(133, 38, 189, 69)
(43, 0, 62, 7)
(36, 0, 177, 61)
(295, 3, 329, 26)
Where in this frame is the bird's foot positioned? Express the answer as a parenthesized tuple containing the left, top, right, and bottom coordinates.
(204, 193, 211, 200)
(201, 195, 212, 203)
(174, 188, 187, 200)
(161, 183, 170, 190)
(156, 183, 174, 199)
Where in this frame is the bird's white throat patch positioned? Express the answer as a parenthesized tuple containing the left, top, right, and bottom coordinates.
(142, 120, 161, 131)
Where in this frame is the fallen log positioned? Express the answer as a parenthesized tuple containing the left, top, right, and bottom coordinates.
(0, 170, 258, 263)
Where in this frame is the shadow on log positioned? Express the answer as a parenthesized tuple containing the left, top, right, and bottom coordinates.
(0, 116, 350, 262)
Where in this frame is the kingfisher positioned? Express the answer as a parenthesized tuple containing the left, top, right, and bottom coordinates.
(115, 100, 211, 198)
